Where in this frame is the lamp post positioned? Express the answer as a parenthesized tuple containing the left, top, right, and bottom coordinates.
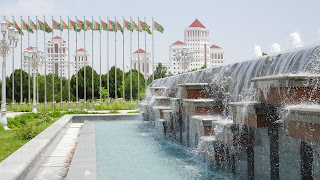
(0, 18, 19, 129)
(175, 47, 194, 73)
(24, 46, 44, 113)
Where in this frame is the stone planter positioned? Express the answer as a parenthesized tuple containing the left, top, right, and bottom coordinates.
(252, 74, 320, 104)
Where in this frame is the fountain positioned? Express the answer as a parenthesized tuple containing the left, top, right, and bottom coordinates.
(140, 44, 320, 179)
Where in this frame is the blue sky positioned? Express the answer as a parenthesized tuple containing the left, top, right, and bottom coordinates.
(0, 0, 320, 75)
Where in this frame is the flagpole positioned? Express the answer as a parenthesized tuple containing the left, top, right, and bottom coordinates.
(99, 16, 102, 103)
(75, 16, 79, 110)
(44, 16, 47, 109)
(60, 16, 63, 109)
(130, 17, 132, 104)
(137, 17, 140, 103)
(20, 16, 23, 105)
(152, 17, 154, 81)
(91, 16, 94, 110)
(28, 16, 31, 105)
(115, 17, 117, 100)
(12, 16, 15, 105)
(144, 17, 147, 93)
(107, 17, 110, 104)
(122, 17, 125, 103)
(36, 16, 39, 107)
(84, 16, 87, 111)
(52, 16, 55, 110)
(68, 16, 71, 110)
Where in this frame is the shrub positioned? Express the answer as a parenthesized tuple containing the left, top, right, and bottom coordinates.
(16, 124, 39, 140)
(48, 111, 64, 118)
(7, 118, 20, 129)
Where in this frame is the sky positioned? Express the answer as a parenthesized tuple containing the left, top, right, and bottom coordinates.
(1, 0, 320, 76)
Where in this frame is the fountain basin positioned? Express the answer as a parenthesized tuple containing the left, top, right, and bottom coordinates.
(152, 106, 171, 120)
(183, 99, 223, 116)
(252, 74, 320, 104)
(284, 105, 320, 143)
(150, 87, 167, 96)
(178, 83, 210, 99)
(229, 101, 279, 127)
(153, 96, 171, 106)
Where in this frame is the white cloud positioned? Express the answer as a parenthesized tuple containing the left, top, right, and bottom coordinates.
(271, 43, 281, 53)
(254, 45, 262, 57)
(290, 32, 303, 48)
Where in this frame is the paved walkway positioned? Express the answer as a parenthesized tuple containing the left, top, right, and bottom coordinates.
(6, 112, 27, 118)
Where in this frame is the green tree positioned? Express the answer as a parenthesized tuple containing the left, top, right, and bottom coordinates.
(153, 63, 167, 80)
(201, 64, 207, 69)
(70, 66, 99, 101)
(123, 69, 145, 100)
(107, 66, 123, 98)
(262, 52, 268, 56)
(6, 70, 31, 103)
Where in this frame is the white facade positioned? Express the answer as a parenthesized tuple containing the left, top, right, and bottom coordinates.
(167, 19, 224, 75)
(73, 48, 89, 74)
(23, 46, 42, 75)
(132, 49, 152, 77)
(46, 36, 68, 78)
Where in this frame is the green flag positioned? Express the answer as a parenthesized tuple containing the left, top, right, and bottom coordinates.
(124, 19, 132, 31)
(117, 22, 123, 34)
(86, 20, 92, 30)
(108, 20, 116, 31)
(22, 20, 33, 33)
(154, 21, 164, 33)
(37, 20, 44, 31)
(29, 20, 36, 30)
(53, 19, 62, 30)
(78, 20, 85, 30)
(69, 20, 81, 32)
(101, 20, 108, 31)
(45, 21, 52, 33)
(93, 21, 100, 31)
(15, 22, 24, 35)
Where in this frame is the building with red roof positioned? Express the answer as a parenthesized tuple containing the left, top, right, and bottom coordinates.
(165, 19, 224, 75)
(42, 36, 69, 78)
(132, 49, 151, 76)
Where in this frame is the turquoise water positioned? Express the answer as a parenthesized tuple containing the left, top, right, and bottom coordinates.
(95, 121, 235, 180)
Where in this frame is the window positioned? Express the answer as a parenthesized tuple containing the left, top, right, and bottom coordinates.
(54, 44, 58, 53)
(221, 54, 224, 59)
(63, 48, 65, 53)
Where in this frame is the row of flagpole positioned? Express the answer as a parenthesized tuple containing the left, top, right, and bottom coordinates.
(4, 16, 163, 110)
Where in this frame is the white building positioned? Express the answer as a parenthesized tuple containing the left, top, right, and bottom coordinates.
(73, 48, 89, 74)
(132, 49, 151, 77)
(46, 36, 68, 78)
(23, 46, 42, 74)
(166, 19, 224, 75)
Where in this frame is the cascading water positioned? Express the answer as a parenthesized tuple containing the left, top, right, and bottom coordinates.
(142, 44, 320, 179)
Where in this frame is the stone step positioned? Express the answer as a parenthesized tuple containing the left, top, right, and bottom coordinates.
(284, 105, 320, 143)
(252, 74, 320, 104)
(229, 101, 279, 127)
(183, 98, 223, 116)
(177, 83, 210, 99)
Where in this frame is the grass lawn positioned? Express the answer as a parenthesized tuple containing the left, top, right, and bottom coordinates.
(0, 99, 140, 162)
(0, 130, 29, 162)
(7, 99, 138, 112)
(0, 111, 104, 162)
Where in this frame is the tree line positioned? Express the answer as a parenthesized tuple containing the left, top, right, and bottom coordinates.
(2, 63, 169, 103)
